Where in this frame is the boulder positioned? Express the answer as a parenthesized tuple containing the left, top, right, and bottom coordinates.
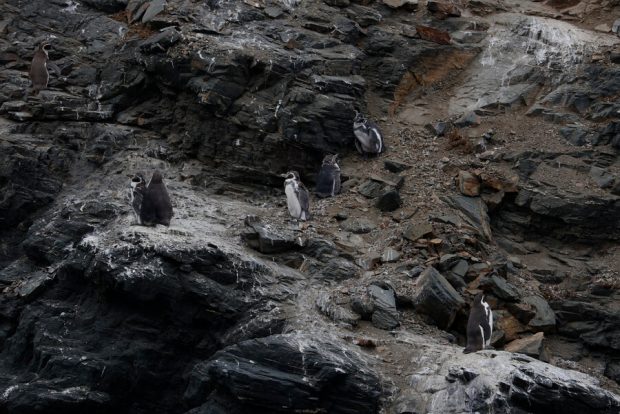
(368, 283, 400, 330)
(426, 1, 461, 17)
(381, 248, 401, 263)
(404, 351, 620, 414)
(442, 195, 492, 240)
(412, 267, 465, 329)
(479, 273, 520, 302)
(458, 171, 481, 197)
(505, 332, 550, 362)
(316, 291, 361, 326)
(383, 0, 418, 10)
(184, 334, 382, 413)
(242, 216, 304, 254)
(384, 159, 413, 173)
(403, 221, 434, 241)
(342, 218, 377, 234)
(376, 189, 402, 212)
(522, 295, 556, 332)
(416, 25, 451, 45)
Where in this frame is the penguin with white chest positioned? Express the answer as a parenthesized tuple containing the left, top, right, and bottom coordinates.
(281, 171, 310, 221)
(464, 293, 493, 353)
(315, 154, 341, 199)
(129, 172, 146, 224)
(353, 111, 384, 157)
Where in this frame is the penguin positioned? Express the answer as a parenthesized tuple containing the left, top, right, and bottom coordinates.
(315, 154, 341, 198)
(129, 172, 146, 224)
(281, 171, 310, 221)
(140, 170, 174, 226)
(464, 293, 493, 354)
(353, 111, 384, 157)
(29, 42, 51, 95)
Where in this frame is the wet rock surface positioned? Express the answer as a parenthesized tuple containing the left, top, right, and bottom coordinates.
(0, 0, 619, 412)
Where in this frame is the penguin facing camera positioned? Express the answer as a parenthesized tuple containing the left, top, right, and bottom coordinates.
(315, 154, 341, 199)
(464, 293, 493, 354)
(129, 172, 146, 224)
(281, 171, 310, 221)
(353, 111, 385, 158)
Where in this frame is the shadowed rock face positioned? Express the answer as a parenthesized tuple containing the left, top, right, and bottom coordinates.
(1, 0, 620, 413)
(184, 334, 382, 414)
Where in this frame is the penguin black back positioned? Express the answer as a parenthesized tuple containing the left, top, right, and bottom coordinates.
(464, 293, 493, 354)
(30, 43, 51, 95)
(315, 154, 341, 198)
(140, 170, 173, 226)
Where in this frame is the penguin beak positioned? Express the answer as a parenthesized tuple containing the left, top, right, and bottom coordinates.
(279, 173, 288, 178)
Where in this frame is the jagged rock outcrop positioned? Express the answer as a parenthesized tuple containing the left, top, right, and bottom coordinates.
(1, 0, 619, 413)
(183, 334, 382, 414)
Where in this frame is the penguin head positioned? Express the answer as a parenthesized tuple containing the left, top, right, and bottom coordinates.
(282, 171, 300, 181)
(39, 42, 51, 56)
(473, 293, 485, 306)
(322, 154, 339, 166)
(130, 173, 145, 188)
(150, 170, 164, 184)
(353, 111, 365, 124)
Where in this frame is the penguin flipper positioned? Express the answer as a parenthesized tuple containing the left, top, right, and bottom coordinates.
(297, 185, 310, 220)
(354, 137, 364, 155)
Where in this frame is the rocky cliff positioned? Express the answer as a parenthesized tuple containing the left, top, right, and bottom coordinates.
(1, 0, 619, 413)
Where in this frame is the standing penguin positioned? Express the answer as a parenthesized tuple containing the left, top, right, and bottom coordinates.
(29, 42, 52, 95)
(281, 171, 310, 221)
(464, 293, 493, 354)
(315, 154, 341, 198)
(140, 170, 174, 226)
(353, 111, 384, 157)
(129, 172, 146, 224)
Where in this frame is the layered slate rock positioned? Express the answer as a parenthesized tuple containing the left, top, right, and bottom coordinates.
(368, 282, 399, 330)
(400, 346, 620, 414)
(184, 334, 382, 414)
(412, 267, 465, 329)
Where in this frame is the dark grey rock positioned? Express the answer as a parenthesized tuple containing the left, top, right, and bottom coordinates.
(514, 187, 620, 241)
(479, 273, 520, 302)
(438, 254, 461, 271)
(454, 112, 480, 128)
(426, 121, 452, 136)
(357, 179, 386, 198)
(381, 248, 401, 263)
(446, 366, 479, 383)
(560, 125, 589, 146)
(451, 260, 469, 278)
(405, 265, 425, 278)
(342, 218, 377, 234)
(376, 189, 401, 212)
(368, 283, 399, 330)
(523, 295, 556, 332)
(403, 221, 434, 241)
(242, 216, 304, 254)
(185, 334, 382, 413)
(311, 257, 360, 281)
(384, 159, 412, 173)
(442, 195, 492, 240)
(351, 292, 374, 319)
(590, 166, 614, 189)
(316, 291, 360, 326)
(412, 267, 465, 329)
